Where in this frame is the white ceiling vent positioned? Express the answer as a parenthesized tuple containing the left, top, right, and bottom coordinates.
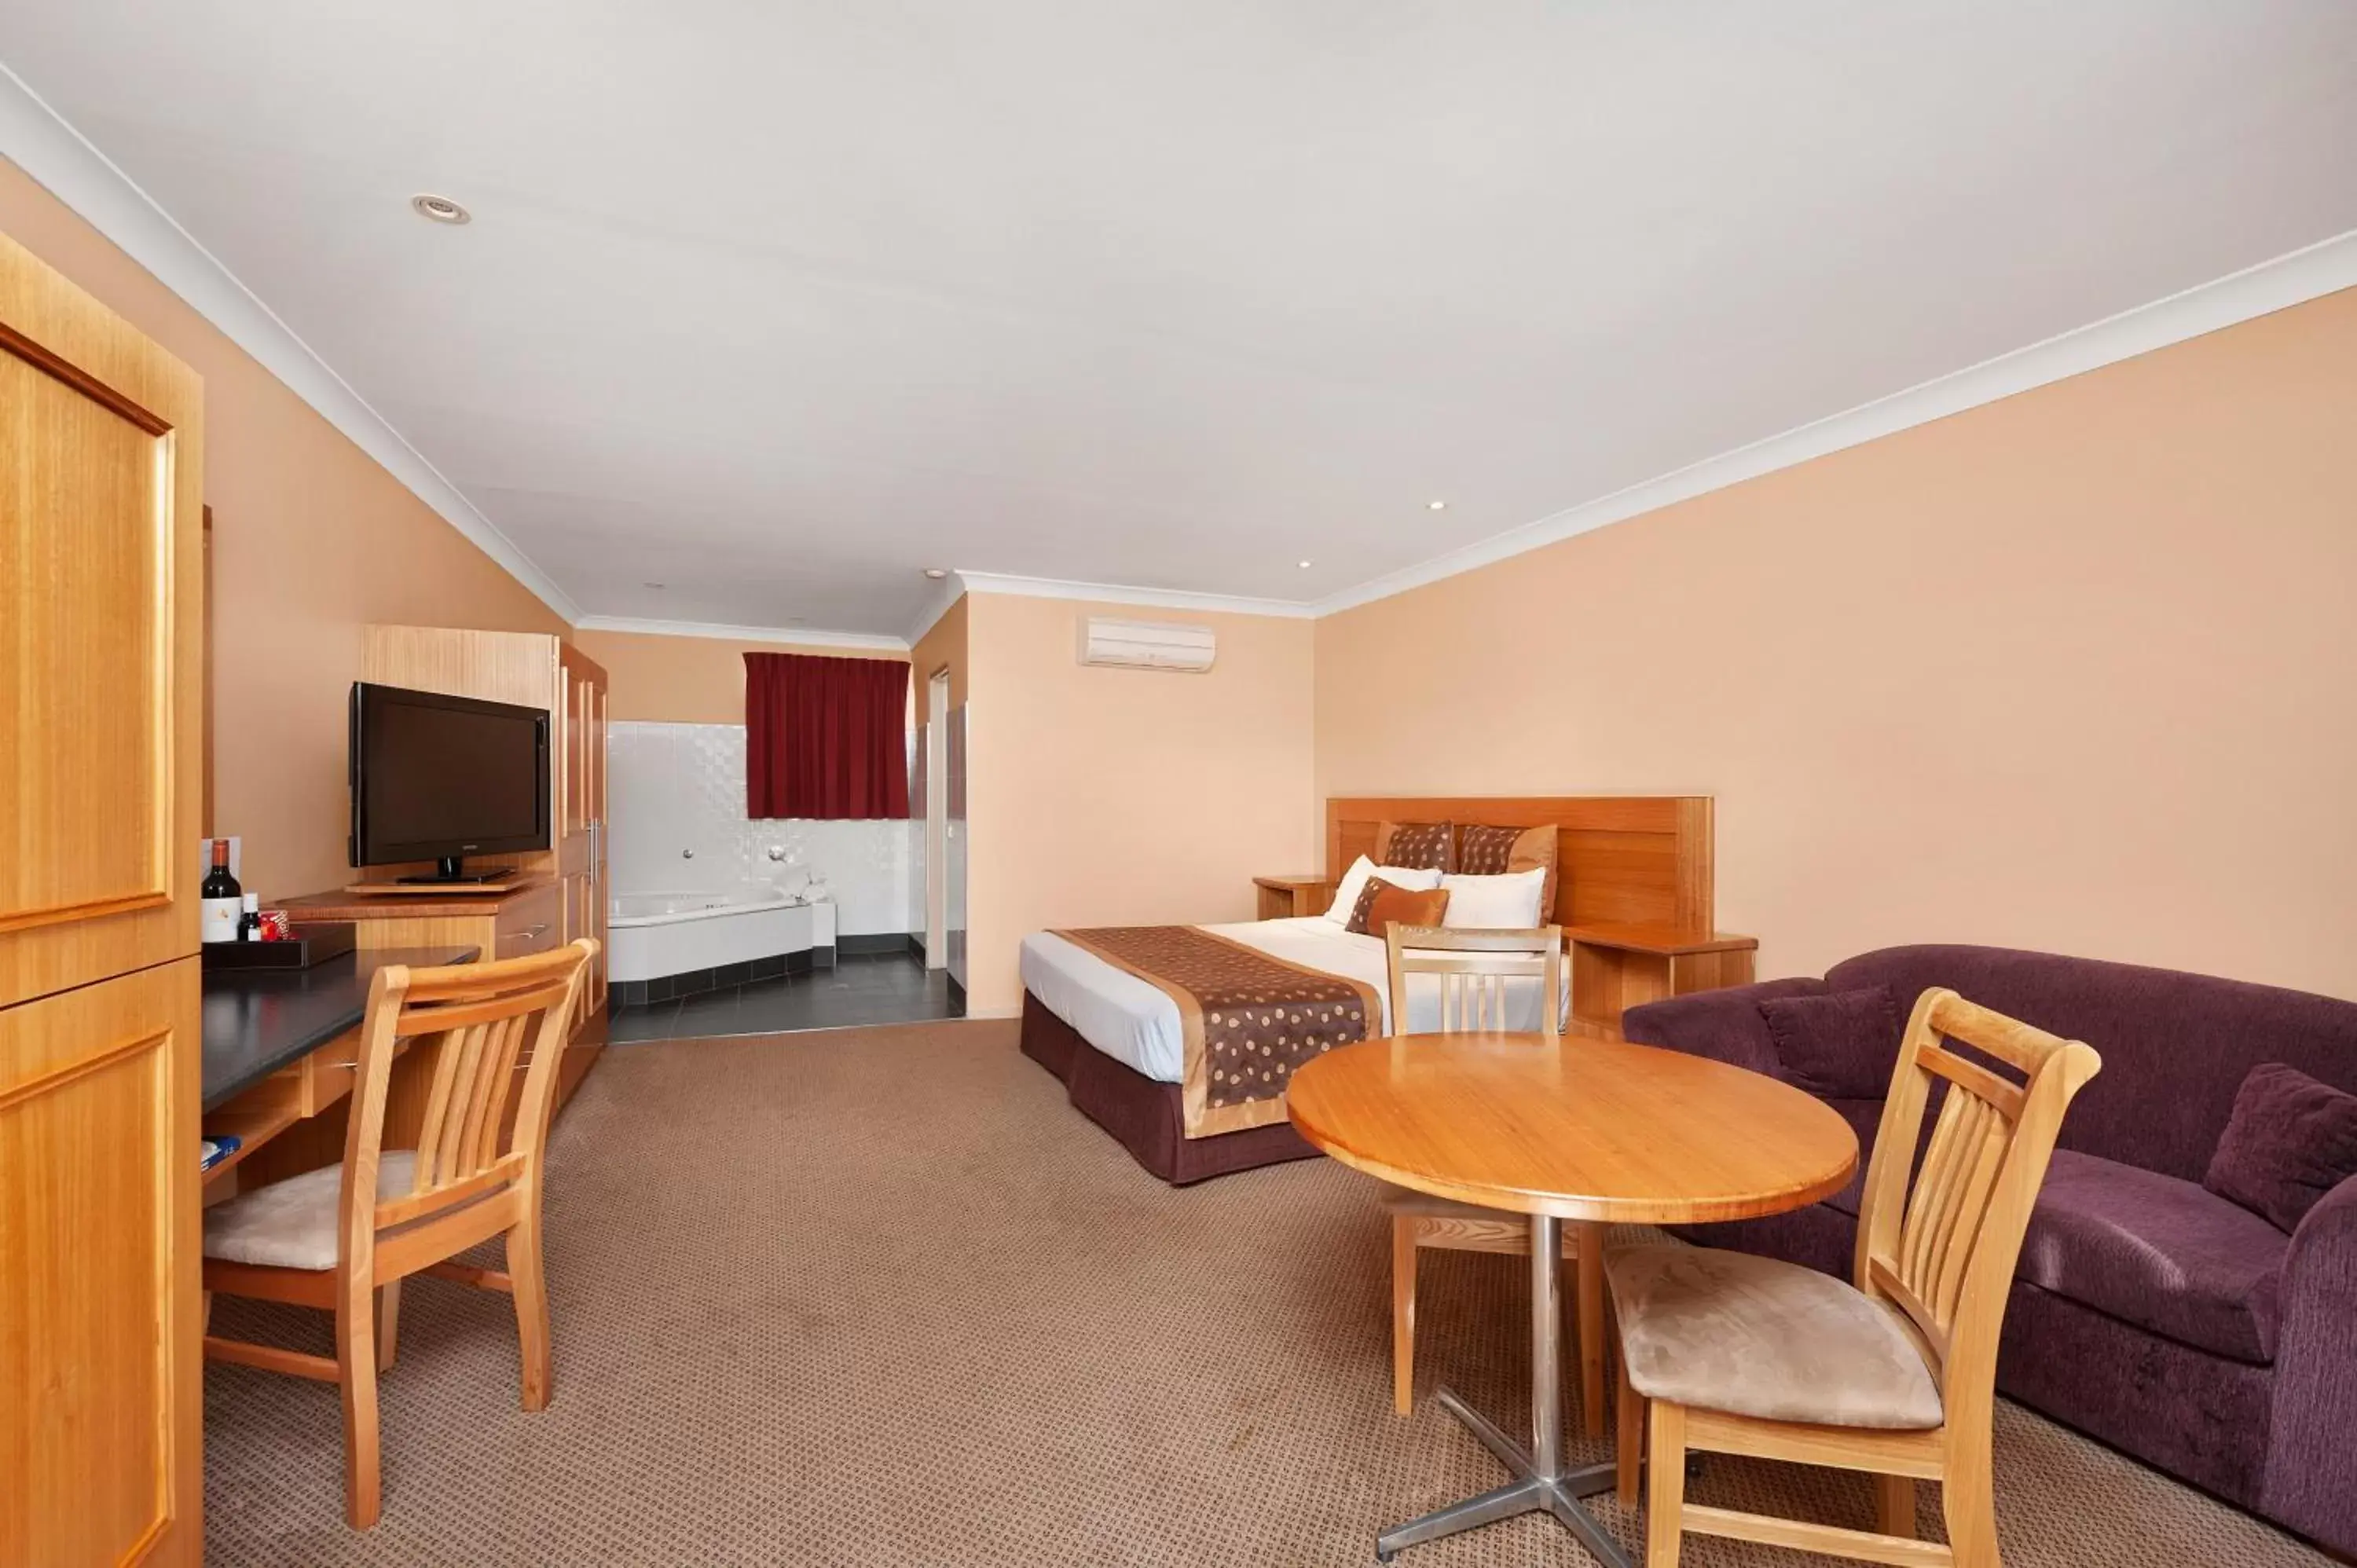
(1078, 617, 1216, 673)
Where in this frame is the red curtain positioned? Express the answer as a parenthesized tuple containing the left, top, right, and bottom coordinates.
(745, 653, 911, 819)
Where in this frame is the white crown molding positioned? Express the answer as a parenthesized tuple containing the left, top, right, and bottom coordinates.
(1314, 227, 2357, 616)
(572, 614, 909, 653)
(904, 573, 969, 646)
(0, 60, 583, 623)
(955, 570, 1318, 620)
(12, 50, 2351, 633)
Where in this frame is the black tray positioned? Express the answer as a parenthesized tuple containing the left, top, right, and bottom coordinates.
(200, 921, 358, 971)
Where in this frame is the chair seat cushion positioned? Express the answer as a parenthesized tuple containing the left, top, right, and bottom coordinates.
(203, 1152, 419, 1272)
(1607, 1244, 1943, 1430)
(2017, 1150, 2288, 1364)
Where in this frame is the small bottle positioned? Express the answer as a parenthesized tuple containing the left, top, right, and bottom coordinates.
(238, 892, 262, 941)
(200, 839, 242, 943)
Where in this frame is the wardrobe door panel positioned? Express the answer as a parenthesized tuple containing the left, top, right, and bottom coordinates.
(0, 959, 202, 1566)
(0, 234, 203, 1008)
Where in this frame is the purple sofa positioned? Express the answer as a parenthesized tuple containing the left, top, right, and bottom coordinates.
(1621, 945, 2357, 1556)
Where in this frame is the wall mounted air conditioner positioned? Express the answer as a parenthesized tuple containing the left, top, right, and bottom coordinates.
(1078, 617, 1218, 673)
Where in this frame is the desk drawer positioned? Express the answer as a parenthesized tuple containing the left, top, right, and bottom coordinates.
(262, 1024, 361, 1118)
(299, 1035, 357, 1116)
(494, 883, 563, 961)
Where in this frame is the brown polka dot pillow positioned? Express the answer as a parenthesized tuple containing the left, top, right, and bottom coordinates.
(1375, 820, 1455, 872)
(1345, 876, 1453, 938)
(1456, 823, 1559, 919)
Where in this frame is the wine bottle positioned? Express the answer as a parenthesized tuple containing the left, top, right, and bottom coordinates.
(200, 838, 242, 943)
(238, 892, 262, 941)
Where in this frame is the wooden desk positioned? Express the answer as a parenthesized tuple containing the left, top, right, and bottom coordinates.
(1252, 874, 1333, 921)
(277, 881, 603, 1112)
(1288, 1032, 1856, 1566)
(1564, 922, 1757, 1039)
(200, 947, 474, 1196)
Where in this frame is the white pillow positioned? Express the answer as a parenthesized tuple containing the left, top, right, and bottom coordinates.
(1324, 855, 1446, 924)
(1440, 867, 1549, 929)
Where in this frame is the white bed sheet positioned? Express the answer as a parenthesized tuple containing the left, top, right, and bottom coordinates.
(1019, 917, 1565, 1085)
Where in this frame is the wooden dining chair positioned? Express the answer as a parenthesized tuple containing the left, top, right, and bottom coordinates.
(1607, 986, 2102, 1567)
(201, 940, 596, 1528)
(1377, 925, 1595, 1421)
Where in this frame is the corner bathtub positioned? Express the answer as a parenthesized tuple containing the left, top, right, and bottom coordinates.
(607, 887, 838, 987)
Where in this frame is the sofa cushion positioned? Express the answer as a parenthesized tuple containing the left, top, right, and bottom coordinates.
(2017, 1150, 2288, 1365)
(1758, 986, 1901, 1098)
(1824, 945, 2357, 1183)
(2204, 1062, 2357, 1235)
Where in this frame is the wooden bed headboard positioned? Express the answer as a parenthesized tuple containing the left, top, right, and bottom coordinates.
(1325, 796, 1714, 933)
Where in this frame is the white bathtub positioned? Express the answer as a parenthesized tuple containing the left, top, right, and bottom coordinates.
(607, 886, 838, 984)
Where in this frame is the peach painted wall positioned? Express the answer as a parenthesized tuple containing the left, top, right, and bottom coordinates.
(1, 156, 568, 901)
(573, 627, 908, 724)
(909, 593, 969, 724)
(962, 594, 1318, 1013)
(1318, 287, 2357, 1001)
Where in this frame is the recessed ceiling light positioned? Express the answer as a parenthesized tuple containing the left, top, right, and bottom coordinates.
(922, 568, 950, 580)
(410, 192, 471, 225)
(1427, 500, 1447, 511)
(1298, 559, 1313, 569)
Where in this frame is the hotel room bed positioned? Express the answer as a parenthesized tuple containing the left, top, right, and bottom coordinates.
(1020, 917, 1563, 1183)
(1017, 793, 1722, 1185)
(1024, 918, 1399, 1083)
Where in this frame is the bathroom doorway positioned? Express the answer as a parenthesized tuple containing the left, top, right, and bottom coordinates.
(924, 668, 950, 970)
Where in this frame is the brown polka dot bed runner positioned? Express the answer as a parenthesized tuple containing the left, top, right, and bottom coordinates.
(1051, 925, 1381, 1138)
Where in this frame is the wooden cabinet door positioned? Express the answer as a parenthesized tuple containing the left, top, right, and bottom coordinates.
(555, 645, 608, 1024)
(0, 958, 203, 1566)
(1, 232, 203, 1009)
(1, 229, 203, 1563)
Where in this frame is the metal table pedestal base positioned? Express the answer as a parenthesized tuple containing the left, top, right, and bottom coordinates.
(1374, 1214, 1634, 1568)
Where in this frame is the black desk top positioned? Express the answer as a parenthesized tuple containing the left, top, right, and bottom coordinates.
(200, 947, 477, 1112)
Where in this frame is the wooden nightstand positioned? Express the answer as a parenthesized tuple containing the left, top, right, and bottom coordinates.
(1253, 874, 1333, 921)
(1564, 922, 1758, 1039)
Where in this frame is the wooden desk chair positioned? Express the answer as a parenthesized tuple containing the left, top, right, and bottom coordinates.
(1378, 925, 1593, 1420)
(201, 940, 596, 1528)
(1608, 987, 2101, 1567)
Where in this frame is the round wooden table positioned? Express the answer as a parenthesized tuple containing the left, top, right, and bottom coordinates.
(1288, 1031, 1858, 1567)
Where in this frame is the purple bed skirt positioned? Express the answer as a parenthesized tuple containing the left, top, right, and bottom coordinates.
(1019, 991, 1319, 1185)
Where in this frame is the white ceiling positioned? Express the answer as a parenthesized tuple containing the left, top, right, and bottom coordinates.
(5, 2, 2355, 638)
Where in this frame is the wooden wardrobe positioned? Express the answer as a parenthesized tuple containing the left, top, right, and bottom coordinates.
(1, 235, 207, 1560)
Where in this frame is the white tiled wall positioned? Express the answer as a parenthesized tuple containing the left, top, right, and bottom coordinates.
(607, 722, 918, 936)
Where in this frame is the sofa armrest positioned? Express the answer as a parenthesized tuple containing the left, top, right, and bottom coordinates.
(1618, 977, 1824, 1079)
(2261, 1173, 2357, 1552)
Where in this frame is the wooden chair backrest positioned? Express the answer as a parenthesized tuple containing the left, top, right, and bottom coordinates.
(339, 941, 595, 1245)
(1384, 925, 1563, 1039)
(1856, 987, 2100, 1407)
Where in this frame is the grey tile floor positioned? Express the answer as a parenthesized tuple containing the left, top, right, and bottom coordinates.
(607, 952, 963, 1043)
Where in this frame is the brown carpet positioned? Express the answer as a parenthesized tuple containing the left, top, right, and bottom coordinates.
(204, 1020, 2330, 1567)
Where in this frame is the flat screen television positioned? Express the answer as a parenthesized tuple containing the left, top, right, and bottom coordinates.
(349, 682, 550, 883)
